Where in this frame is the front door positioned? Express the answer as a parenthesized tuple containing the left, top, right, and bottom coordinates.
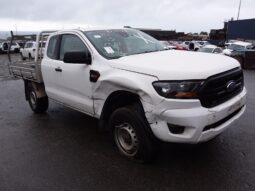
(43, 33, 94, 115)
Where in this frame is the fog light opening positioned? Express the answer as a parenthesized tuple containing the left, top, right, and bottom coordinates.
(167, 124, 185, 134)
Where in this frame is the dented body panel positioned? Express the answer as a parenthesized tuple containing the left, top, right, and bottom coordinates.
(91, 66, 163, 118)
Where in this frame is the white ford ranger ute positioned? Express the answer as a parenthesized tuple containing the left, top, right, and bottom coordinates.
(9, 28, 246, 163)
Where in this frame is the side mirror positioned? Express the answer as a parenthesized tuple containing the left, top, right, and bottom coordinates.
(63, 51, 92, 65)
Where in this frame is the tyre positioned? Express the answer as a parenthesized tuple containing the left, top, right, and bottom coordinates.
(109, 105, 158, 163)
(27, 84, 49, 113)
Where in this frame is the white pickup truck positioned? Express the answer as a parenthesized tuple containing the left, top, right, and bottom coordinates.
(20, 41, 46, 60)
(8, 28, 246, 163)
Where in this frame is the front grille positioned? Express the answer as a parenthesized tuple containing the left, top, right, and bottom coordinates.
(198, 67, 244, 108)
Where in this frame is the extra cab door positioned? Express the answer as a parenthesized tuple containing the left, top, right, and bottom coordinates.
(42, 35, 62, 101)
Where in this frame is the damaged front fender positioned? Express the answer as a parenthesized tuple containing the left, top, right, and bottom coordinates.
(91, 68, 164, 118)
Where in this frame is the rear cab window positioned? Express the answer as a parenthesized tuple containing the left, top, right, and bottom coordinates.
(47, 36, 59, 59)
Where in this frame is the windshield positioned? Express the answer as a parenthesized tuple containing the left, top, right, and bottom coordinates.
(84, 29, 165, 59)
(198, 48, 213, 53)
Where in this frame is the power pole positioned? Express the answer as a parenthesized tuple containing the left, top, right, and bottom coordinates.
(237, 0, 242, 20)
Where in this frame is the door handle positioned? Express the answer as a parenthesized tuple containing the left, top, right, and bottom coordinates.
(55, 67, 62, 72)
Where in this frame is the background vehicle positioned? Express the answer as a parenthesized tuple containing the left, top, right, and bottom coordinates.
(160, 41, 188, 50)
(181, 41, 201, 51)
(230, 49, 255, 69)
(196, 40, 211, 46)
(223, 41, 255, 69)
(0, 42, 7, 53)
(8, 29, 246, 163)
(223, 41, 253, 56)
(160, 41, 176, 49)
(198, 45, 223, 54)
(20, 41, 46, 60)
(0, 41, 20, 53)
(169, 41, 188, 50)
(17, 41, 25, 49)
(10, 42, 20, 53)
(225, 40, 239, 47)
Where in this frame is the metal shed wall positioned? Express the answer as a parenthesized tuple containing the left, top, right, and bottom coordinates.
(227, 19, 255, 40)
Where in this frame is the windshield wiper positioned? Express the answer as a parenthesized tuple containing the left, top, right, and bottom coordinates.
(123, 50, 162, 57)
(138, 50, 162, 54)
(160, 47, 173, 51)
(143, 50, 158, 53)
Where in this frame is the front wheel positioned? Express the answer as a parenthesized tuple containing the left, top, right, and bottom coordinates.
(109, 105, 158, 163)
(28, 85, 49, 113)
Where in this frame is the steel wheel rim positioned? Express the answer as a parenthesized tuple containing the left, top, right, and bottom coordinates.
(115, 123, 139, 156)
(30, 91, 37, 109)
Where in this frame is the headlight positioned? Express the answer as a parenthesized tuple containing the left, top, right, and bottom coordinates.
(152, 81, 203, 99)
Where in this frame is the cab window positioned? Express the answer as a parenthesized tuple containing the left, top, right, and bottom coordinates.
(47, 36, 59, 59)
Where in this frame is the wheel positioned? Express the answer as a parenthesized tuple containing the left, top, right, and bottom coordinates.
(109, 105, 158, 163)
(27, 84, 49, 113)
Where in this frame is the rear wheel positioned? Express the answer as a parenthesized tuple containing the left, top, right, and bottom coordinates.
(27, 84, 48, 113)
(109, 105, 158, 163)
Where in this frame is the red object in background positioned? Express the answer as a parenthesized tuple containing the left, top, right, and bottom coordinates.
(169, 41, 188, 51)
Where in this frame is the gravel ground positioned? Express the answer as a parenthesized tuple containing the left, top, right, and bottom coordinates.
(0, 53, 20, 80)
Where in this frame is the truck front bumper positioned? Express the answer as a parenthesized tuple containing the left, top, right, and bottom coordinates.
(145, 88, 247, 143)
